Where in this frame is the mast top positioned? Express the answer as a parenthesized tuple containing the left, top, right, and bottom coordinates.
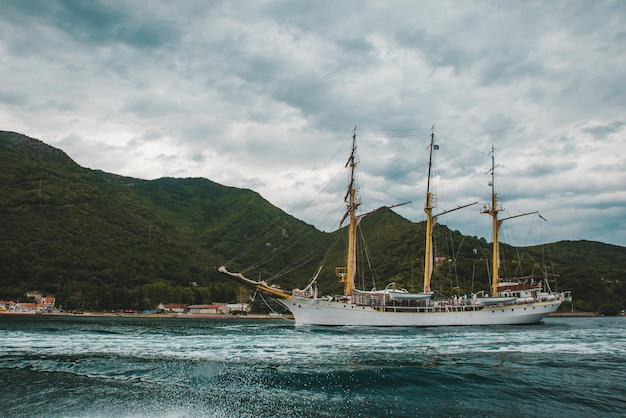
(340, 128, 361, 227)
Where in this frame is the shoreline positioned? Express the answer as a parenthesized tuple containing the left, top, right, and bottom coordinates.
(3, 311, 609, 319)
(37, 311, 294, 320)
(548, 312, 600, 317)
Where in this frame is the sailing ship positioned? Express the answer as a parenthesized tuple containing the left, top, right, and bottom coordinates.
(219, 129, 571, 326)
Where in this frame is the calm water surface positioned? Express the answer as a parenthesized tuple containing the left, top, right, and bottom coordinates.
(0, 315, 624, 417)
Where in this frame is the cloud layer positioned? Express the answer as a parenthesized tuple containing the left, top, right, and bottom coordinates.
(1, 0, 625, 246)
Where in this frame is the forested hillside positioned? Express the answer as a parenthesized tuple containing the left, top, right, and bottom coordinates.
(1, 131, 624, 314)
(0, 131, 325, 310)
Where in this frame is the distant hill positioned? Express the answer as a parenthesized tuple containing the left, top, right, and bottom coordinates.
(1, 130, 624, 313)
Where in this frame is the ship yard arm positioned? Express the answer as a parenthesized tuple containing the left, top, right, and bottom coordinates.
(217, 266, 292, 299)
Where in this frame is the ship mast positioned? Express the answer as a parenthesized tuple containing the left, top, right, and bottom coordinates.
(423, 127, 436, 293)
(338, 128, 360, 297)
(482, 146, 501, 297)
(422, 128, 477, 294)
(481, 146, 540, 297)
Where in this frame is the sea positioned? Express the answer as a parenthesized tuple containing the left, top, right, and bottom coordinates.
(0, 315, 624, 418)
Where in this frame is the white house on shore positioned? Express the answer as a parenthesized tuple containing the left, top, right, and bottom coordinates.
(225, 303, 251, 313)
(1, 293, 56, 314)
(155, 303, 249, 315)
(188, 304, 231, 315)
(157, 303, 188, 313)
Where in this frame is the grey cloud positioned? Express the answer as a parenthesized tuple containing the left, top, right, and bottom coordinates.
(554, 136, 577, 154)
(114, 20, 180, 49)
(582, 121, 626, 140)
(40, 99, 78, 113)
(121, 98, 182, 118)
(273, 76, 331, 118)
(0, 90, 27, 106)
(395, 28, 473, 74)
(333, 37, 375, 56)
(2, 0, 625, 246)
(127, 130, 164, 149)
(591, 159, 626, 175)
(56, 132, 86, 149)
(6, 0, 125, 42)
(5, 0, 179, 49)
(224, 51, 283, 91)
(191, 153, 206, 163)
(482, 114, 516, 143)
(54, 1, 126, 42)
(478, 55, 545, 87)
(239, 176, 266, 191)
(155, 153, 178, 163)
(142, 130, 164, 142)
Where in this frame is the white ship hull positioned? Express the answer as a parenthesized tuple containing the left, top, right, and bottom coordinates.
(279, 297, 562, 326)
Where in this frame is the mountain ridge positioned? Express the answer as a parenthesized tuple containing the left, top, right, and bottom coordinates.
(1, 130, 624, 313)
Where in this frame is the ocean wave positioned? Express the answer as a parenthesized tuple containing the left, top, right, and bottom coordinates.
(1, 316, 625, 417)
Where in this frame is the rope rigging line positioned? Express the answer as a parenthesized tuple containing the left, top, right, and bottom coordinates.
(267, 250, 318, 281)
(436, 131, 491, 157)
(253, 289, 293, 322)
(356, 222, 379, 291)
(394, 223, 423, 289)
(240, 220, 328, 274)
(446, 233, 465, 293)
(224, 135, 356, 275)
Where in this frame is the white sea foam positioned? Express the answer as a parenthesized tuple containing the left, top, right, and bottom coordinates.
(2, 318, 624, 365)
(1, 316, 625, 417)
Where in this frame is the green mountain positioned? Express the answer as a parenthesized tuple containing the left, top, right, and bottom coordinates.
(1, 131, 624, 314)
(0, 131, 325, 310)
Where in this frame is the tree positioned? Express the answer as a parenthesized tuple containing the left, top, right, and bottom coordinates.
(598, 303, 620, 316)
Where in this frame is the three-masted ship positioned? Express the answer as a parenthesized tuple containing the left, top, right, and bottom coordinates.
(219, 130, 571, 326)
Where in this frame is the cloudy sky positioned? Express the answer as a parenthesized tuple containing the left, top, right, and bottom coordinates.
(1, 0, 625, 247)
